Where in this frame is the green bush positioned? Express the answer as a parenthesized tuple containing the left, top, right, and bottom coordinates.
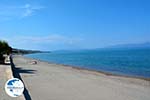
(0, 40, 12, 62)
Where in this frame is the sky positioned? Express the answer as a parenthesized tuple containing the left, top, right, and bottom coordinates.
(0, 0, 150, 50)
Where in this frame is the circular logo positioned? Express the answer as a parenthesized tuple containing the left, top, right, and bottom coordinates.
(5, 78, 24, 97)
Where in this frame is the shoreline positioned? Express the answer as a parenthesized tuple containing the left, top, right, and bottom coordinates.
(11, 55, 150, 100)
(22, 55, 150, 81)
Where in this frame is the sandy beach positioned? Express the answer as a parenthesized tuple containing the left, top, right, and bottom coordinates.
(11, 55, 150, 100)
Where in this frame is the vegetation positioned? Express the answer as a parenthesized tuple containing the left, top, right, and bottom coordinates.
(12, 48, 43, 54)
(0, 40, 12, 63)
(0, 40, 12, 54)
(0, 40, 49, 63)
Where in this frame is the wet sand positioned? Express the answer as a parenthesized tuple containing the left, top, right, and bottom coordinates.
(12, 55, 150, 100)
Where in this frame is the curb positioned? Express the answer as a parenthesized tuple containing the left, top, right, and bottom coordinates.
(8, 56, 25, 100)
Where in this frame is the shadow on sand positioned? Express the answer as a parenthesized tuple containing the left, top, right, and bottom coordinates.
(10, 56, 36, 100)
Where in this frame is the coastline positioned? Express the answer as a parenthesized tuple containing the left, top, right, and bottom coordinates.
(11, 55, 150, 100)
(23, 55, 150, 81)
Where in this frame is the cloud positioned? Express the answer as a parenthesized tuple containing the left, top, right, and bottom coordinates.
(1, 34, 84, 50)
(22, 4, 33, 17)
(0, 4, 44, 20)
(22, 4, 44, 17)
(9, 35, 82, 44)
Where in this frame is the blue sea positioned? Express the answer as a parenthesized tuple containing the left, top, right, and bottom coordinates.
(25, 48, 150, 78)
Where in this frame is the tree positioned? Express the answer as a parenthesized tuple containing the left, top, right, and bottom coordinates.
(0, 40, 12, 63)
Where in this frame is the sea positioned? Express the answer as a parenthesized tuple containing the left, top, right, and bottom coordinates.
(25, 48, 150, 78)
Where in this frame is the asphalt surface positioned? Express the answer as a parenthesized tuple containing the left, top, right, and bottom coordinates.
(0, 65, 24, 100)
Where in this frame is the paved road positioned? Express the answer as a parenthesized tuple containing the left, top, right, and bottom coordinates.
(0, 65, 23, 100)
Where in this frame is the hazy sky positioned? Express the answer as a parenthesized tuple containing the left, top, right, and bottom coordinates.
(0, 0, 150, 50)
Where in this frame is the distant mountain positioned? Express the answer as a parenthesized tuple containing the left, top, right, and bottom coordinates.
(108, 42, 150, 49)
(12, 48, 50, 54)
